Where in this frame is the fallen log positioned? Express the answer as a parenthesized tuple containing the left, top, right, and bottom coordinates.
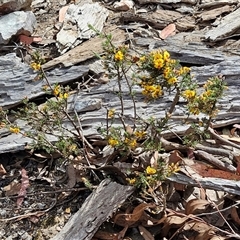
(51, 179, 134, 240)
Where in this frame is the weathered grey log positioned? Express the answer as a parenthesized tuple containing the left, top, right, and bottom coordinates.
(51, 179, 134, 240)
(168, 173, 240, 196)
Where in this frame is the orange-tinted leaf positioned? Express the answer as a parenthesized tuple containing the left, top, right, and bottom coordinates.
(160, 23, 176, 39)
(94, 230, 118, 239)
(17, 168, 30, 207)
(114, 203, 155, 227)
(191, 163, 240, 180)
(169, 150, 183, 164)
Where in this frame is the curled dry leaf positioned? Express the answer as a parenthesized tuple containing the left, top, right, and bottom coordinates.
(162, 213, 189, 237)
(185, 199, 210, 215)
(114, 203, 156, 227)
(168, 150, 183, 165)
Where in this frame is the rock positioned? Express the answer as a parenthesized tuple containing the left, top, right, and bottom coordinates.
(0, 53, 89, 109)
(56, 2, 109, 54)
(0, 0, 32, 14)
(0, 11, 36, 44)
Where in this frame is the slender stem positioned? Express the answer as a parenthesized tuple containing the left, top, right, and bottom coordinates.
(122, 65, 137, 128)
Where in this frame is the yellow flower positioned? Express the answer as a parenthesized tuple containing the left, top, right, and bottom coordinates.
(153, 58, 164, 69)
(9, 127, 20, 134)
(179, 66, 190, 75)
(139, 56, 146, 62)
(189, 106, 200, 115)
(167, 163, 180, 176)
(146, 166, 157, 175)
(163, 50, 170, 61)
(167, 77, 178, 85)
(124, 138, 137, 149)
(30, 62, 41, 71)
(115, 50, 124, 61)
(59, 93, 68, 99)
(134, 131, 146, 139)
(53, 85, 61, 96)
(142, 84, 163, 99)
(127, 178, 136, 184)
(108, 138, 119, 147)
(108, 109, 115, 118)
(163, 67, 172, 79)
(183, 90, 196, 100)
(152, 50, 163, 60)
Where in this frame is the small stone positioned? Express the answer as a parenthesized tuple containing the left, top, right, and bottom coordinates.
(0, 11, 36, 44)
(0, 0, 32, 14)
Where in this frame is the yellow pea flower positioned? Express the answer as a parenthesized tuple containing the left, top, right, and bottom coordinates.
(114, 50, 124, 61)
(146, 166, 157, 175)
(9, 127, 20, 134)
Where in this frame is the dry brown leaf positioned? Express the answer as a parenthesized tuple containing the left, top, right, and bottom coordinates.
(66, 164, 76, 188)
(3, 181, 21, 196)
(114, 203, 155, 227)
(162, 213, 189, 236)
(160, 23, 176, 40)
(231, 206, 240, 226)
(17, 168, 30, 207)
(138, 225, 154, 240)
(185, 199, 210, 215)
(169, 150, 183, 164)
(94, 230, 118, 240)
(126, 125, 134, 135)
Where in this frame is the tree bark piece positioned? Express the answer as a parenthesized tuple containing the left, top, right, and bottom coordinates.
(51, 179, 134, 240)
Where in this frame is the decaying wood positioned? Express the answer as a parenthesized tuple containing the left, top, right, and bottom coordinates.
(51, 179, 134, 240)
(168, 173, 240, 196)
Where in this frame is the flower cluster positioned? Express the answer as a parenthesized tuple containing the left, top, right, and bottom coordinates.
(107, 128, 146, 151)
(182, 76, 226, 117)
(138, 50, 191, 101)
(30, 51, 45, 72)
(53, 84, 69, 99)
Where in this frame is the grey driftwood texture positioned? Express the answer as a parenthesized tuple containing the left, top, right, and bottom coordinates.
(50, 179, 134, 240)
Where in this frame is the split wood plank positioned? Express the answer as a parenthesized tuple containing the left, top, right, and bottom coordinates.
(51, 179, 134, 240)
